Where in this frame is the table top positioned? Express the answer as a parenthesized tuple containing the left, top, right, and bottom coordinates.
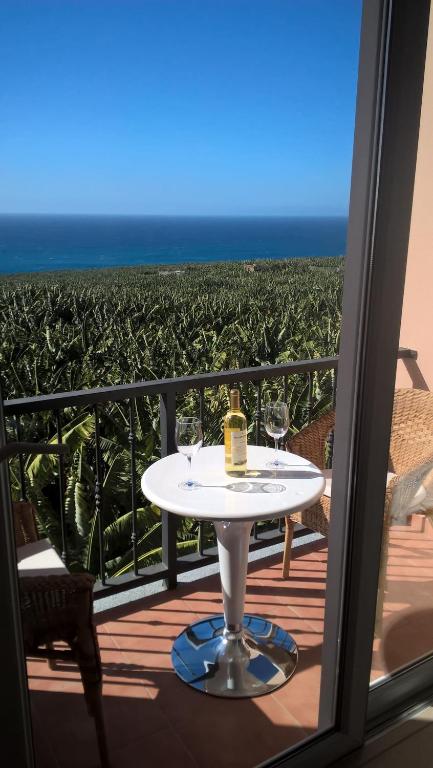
(141, 445, 325, 522)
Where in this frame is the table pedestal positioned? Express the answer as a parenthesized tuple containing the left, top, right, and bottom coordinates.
(172, 520, 298, 697)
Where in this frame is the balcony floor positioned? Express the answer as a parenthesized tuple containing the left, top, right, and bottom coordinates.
(28, 514, 433, 768)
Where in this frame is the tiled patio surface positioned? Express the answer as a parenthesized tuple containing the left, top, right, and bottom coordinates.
(27, 514, 433, 768)
(371, 513, 433, 681)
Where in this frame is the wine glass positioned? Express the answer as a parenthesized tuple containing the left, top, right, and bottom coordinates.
(175, 416, 203, 490)
(264, 401, 290, 468)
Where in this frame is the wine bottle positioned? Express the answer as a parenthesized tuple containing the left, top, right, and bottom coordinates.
(224, 389, 247, 475)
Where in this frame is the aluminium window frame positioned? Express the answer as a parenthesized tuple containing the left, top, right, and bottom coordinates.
(0, 393, 35, 768)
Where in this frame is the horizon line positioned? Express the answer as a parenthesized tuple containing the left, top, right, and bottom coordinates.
(0, 211, 349, 219)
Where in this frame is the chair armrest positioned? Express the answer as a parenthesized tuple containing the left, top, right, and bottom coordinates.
(19, 572, 95, 595)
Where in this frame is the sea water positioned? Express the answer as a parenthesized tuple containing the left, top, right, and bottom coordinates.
(0, 214, 347, 275)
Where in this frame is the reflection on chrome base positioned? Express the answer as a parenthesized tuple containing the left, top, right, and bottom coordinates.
(172, 614, 298, 697)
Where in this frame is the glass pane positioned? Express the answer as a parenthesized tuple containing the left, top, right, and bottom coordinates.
(371, 12, 433, 683)
(0, 1, 364, 765)
(371, 392, 433, 683)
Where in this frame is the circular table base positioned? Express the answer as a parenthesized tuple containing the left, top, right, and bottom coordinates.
(172, 614, 298, 698)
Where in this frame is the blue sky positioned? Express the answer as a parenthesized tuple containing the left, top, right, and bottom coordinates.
(0, 0, 362, 216)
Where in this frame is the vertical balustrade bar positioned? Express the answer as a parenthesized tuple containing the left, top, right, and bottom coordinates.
(253, 381, 262, 539)
(199, 387, 205, 437)
(326, 368, 338, 469)
(197, 387, 205, 556)
(307, 372, 314, 424)
(255, 381, 262, 446)
(197, 381, 205, 555)
(332, 367, 338, 408)
(280, 374, 289, 534)
(94, 405, 105, 585)
(15, 417, 27, 501)
(55, 410, 68, 564)
(283, 375, 288, 403)
(160, 390, 178, 589)
(128, 400, 139, 576)
(276, 376, 288, 535)
(198, 521, 204, 555)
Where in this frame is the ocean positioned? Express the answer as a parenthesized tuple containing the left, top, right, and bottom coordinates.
(0, 214, 347, 275)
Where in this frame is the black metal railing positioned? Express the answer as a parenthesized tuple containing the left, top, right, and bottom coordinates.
(3, 348, 416, 598)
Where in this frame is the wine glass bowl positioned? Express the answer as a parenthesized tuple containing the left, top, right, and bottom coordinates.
(264, 401, 290, 468)
(175, 416, 203, 489)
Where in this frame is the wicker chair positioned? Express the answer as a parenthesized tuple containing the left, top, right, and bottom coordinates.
(14, 501, 109, 767)
(282, 388, 433, 579)
(282, 409, 335, 578)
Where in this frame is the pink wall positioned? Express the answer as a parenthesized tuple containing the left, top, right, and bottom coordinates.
(396, 8, 433, 390)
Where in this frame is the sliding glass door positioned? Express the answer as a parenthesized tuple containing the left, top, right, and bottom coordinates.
(368, 4, 433, 724)
(0, 2, 431, 766)
(281, 0, 432, 763)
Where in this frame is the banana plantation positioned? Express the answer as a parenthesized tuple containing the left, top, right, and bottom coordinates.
(1, 258, 343, 577)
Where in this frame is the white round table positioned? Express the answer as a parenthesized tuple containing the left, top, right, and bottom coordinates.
(141, 445, 325, 698)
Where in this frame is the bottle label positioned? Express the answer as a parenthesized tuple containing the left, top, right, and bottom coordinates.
(231, 429, 247, 465)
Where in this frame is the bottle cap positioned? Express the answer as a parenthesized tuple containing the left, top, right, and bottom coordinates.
(230, 389, 240, 409)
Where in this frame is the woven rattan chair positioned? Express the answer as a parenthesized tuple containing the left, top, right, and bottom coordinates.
(282, 388, 433, 579)
(282, 409, 335, 578)
(14, 501, 109, 767)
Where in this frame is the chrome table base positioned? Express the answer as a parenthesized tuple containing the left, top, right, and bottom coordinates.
(172, 614, 298, 697)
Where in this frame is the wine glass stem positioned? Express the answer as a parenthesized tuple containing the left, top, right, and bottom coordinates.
(187, 455, 192, 483)
(274, 438, 279, 462)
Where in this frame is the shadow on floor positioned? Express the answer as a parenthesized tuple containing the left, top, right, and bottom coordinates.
(29, 542, 328, 768)
(30, 674, 316, 768)
(382, 607, 433, 675)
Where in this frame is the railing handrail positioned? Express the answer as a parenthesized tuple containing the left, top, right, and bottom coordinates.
(3, 347, 416, 416)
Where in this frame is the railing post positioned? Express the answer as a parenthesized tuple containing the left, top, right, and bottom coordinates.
(198, 386, 205, 438)
(15, 417, 27, 502)
(255, 380, 262, 446)
(253, 380, 262, 540)
(197, 386, 206, 556)
(55, 410, 68, 565)
(128, 399, 139, 576)
(307, 372, 314, 424)
(326, 368, 338, 469)
(160, 391, 178, 589)
(332, 367, 338, 409)
(94, 404, 105, 585)
(198, 521, 205, 555)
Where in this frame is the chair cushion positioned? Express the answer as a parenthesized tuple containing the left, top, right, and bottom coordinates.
(322, 469, 426, 513)
(17, 539, 68, 577)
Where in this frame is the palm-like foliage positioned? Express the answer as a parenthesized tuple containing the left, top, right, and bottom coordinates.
(2, 258, 343, 577)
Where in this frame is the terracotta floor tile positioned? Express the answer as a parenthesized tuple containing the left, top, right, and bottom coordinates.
(144, 672, 309, 768)
(252, 581, 326, 633)
(273, 636, 323, 730)
(109, 726, 199, 768)
(31, 686, 171, 767)
(31, 705, 59, 768)
(30, 689, 100, 768)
